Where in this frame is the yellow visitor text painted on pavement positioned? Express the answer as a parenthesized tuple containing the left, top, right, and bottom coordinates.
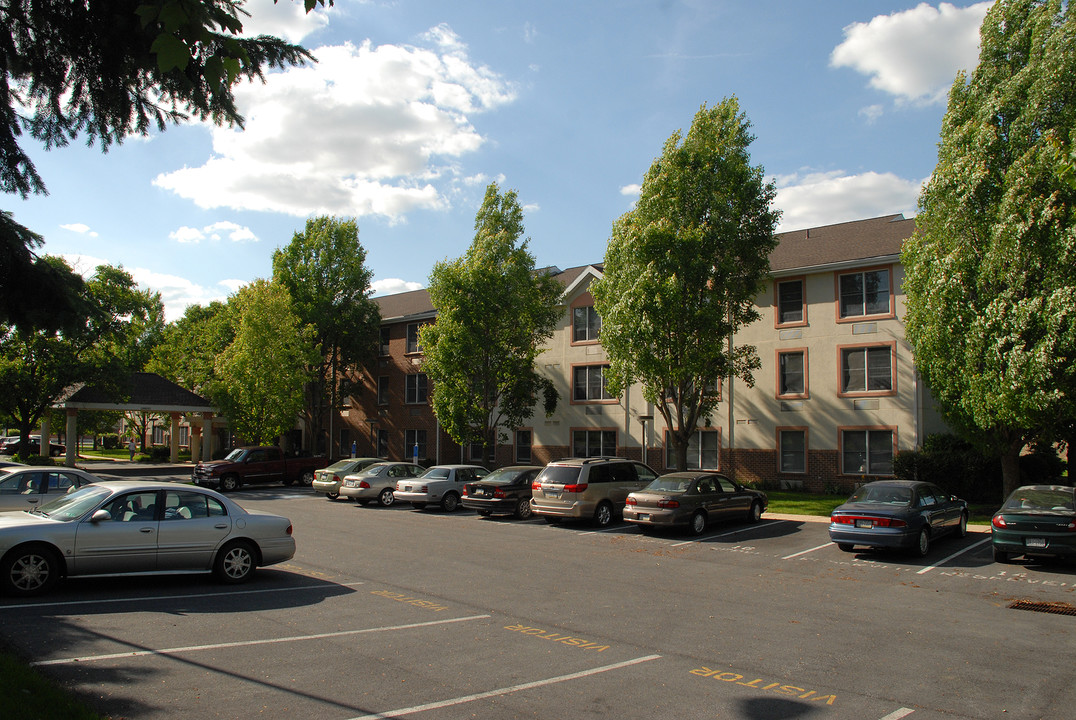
(504, 623, 610, 651)
(690, 667, 836, 705)
(370, 589, 449, 612)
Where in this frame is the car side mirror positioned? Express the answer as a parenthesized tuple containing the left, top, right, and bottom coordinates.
(90, 509, 111, 523)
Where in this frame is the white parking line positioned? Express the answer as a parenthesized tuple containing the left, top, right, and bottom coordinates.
(346, 654, 663, 720)
(782, 542, 834, 559)
(879, 708, 915, 719)
(671, 520, 783, 547)
(1, 581, 366, 611)
(31, 614, 491, 667)
(916, 537, 991, 575)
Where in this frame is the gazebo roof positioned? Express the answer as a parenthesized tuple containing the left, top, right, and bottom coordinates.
(58, 372, 216, 414)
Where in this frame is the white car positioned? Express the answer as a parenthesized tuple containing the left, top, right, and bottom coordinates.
(394, 465, 488, 512)
(339, 462, 425, 506)
(0, 480, 295, 596)
(0, 466, 101, 512)
(311, 458, 381, 500)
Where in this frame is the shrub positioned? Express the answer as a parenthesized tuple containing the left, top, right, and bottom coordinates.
(894, 434, 1003, 504)
(101, 433, 120, 450)
(20, 454, 56, 467)
(148, 445, 171, 462)
(1020, 442, 1068, 485)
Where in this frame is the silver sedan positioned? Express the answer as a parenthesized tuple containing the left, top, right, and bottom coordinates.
(0, 466, 101, 512)
(0, 480, 296, 596)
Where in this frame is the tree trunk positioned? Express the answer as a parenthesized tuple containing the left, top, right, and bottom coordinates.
(999, 440, 1024, 498)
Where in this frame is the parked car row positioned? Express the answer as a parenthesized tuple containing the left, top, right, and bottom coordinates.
(0, 436, 66, 457)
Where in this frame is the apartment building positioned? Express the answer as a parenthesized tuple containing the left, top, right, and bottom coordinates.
(338, 214, 950, 491)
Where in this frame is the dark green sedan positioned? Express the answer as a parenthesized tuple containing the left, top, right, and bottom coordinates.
(991, 485, 1076, 564)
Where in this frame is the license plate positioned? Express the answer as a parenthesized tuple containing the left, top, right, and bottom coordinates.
(855, 519, 873, 528)
(545, 490, 561, 499)
(638, 514, 650, 521)
(402, 485, 412, 492)
(1026, 538, 1048, 548)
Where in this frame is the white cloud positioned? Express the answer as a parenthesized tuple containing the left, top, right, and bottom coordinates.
(169, 222, 259, 244)
(619, 184, 641, 197)
(60, 223, 98, 237)
(372, 278, 424, 296)
(773, 170, 925, 231)
(830, 2, 991, 105)
(154, 27, 517, 221)
(241, 0, 332, 44)
(859, 104, 884, 123)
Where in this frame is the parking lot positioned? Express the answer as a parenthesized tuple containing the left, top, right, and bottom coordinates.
(3, 484, 1075, 719)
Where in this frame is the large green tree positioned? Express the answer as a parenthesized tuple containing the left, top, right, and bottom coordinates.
(0, 0, 326, 328)
(272, 216, 380, 455)
(149, 301, 235, 398)
(0, 261, 163, 456)
(592, 98, 779, 471)
(420, 183, 561, 466)
(212, 279, 314, 446)
(902, 0, 1076, 497)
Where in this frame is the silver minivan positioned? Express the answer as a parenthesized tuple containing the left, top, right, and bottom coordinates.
(530, 457, 658, 527)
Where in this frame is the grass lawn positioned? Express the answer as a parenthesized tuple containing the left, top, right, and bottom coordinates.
(764, 490, 847, 517)
(0, 646, 102, 720)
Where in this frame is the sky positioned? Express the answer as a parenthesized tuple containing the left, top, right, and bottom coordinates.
(15, 0, 994, 322)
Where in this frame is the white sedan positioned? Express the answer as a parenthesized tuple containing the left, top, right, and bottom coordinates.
(0, 480, 295, 597)
(0, 466, 101, 512)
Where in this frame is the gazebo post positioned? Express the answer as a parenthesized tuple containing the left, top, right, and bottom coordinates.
(65, 408, 78, 467)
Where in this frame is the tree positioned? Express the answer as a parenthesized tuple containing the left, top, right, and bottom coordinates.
(420, 183, 561, 466)
(148, 301, 235, 398)
(212, 279, 313, 446)
(272, 217, 380, 455)
(0, 261, 162, 458)
(902, 0, 1076, 497)
(591, 98, 780, 471)
(0, 0, 327, 328)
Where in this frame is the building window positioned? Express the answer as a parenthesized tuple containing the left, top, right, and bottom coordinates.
(838, 268, 891, 319)
(404, 429, 427, 461)
(515, 430, 532, 464)
(406, 323, 424, 354)
(379, 327, 391, 356)
(152, 425, 164, 444)
(405, 373, 428, 404)
(573, 430, 616, 457)
(840, 345, 893, 394)
(375, 429, 389, 457)
(777, 350, 807, 398)
(664, 430, 719, 470)
(468, 441, 484, 461)
(573, 365, 614, 401)
(377, 376, 389, 405)
(842, 429, 894, 475)
(778, 429, 807, 473)
(572, 306, 602, 343)
(776, 279, 804, 325)
(178, 426, 189, 447)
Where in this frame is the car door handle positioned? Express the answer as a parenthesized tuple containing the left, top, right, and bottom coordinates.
(215, 524, 228, 529)
(139, 527, 154, 533)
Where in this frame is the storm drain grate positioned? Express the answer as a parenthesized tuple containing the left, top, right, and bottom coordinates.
(1008, 600, 1076, 617)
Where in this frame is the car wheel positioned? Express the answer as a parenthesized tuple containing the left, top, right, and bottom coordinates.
(441, 493, 460, 512)
(593, 501, 613, 527)
(837, 543, 856, 553)
(2, 544, 62, 597)
(993, 545, 1011, 564)
(747, 501, 762, 524)
(411, 502, 427, 510)
(957, 512, 968, 538)
(515, 498, 533, 520)
(690, 511, 707, 536)
(914, 528, 931, 558)
(299, 470, 315, 487)
(326, 491, 339, 500)
(378, 488, 395, 507)
(220, 474, 240, 492)
(214, 541, 257, 584)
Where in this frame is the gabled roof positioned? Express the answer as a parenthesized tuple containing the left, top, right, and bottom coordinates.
(58, 372, 216, 413)
(769, 214, 914, 274)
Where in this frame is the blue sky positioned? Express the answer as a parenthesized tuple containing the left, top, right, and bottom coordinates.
(15, 0, 993, 321)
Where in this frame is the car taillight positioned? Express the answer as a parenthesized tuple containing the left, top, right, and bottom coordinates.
(462, 486, 470, 496)
(532, 481, 541, 490)
(657, 499, 679, 508)
(493, 488, 506, 499)
(420, 485, 428, 493)
(359, 480, 371, 489)
(286, 524, 293, 536)
(563, 484, 588, 493)
(992, 515, 1007, 529)
(830, 515, 905, 528)
(625, 497, 637, 506)
(872, 518, 906, 528)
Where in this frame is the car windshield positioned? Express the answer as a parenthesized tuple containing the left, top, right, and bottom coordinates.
(847, 485, 912, 506)
(1002, 488, 1075, 512)
(32, 485, 112, 521)
(644, 477, 690, 493)
(224, 448, 245, 461)
(422, 468, 451, 480)
(535, 466, 581, 485)
(325, 460, 358, 472)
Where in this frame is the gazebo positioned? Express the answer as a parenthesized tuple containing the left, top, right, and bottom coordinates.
(53, 372, 219, 467)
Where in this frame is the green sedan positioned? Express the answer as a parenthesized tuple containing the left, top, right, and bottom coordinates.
(991, 485, 1076, 564)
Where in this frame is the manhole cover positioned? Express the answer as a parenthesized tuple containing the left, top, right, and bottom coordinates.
(1008, 600, 1076, 616)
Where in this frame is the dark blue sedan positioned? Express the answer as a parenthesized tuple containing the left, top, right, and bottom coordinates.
(828, 480, 968, 557)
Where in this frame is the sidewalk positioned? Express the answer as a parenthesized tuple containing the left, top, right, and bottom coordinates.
(77, 457, 193, 477)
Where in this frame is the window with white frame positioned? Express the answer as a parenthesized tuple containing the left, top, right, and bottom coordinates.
(573, 430, 616, 457)
(664, 430, 719, 470)
(405, 373, 428, 404)
(778, 429, 806, 473)
(573, 365, 613, 401)
(839, 268, 890, 318)
(375, 429, 389, 457)
(572, 305, 601, 342)
(406, 323, 424, 354)
(840, 346, 892, 393)
(776, 279, 804, 325)
(841, 429, 894, 475)
(179, 426, 190, 447)
(379, 327, 391, 356)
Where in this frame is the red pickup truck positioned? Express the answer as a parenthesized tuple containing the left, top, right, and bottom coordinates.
(191, 446, 329, 492)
